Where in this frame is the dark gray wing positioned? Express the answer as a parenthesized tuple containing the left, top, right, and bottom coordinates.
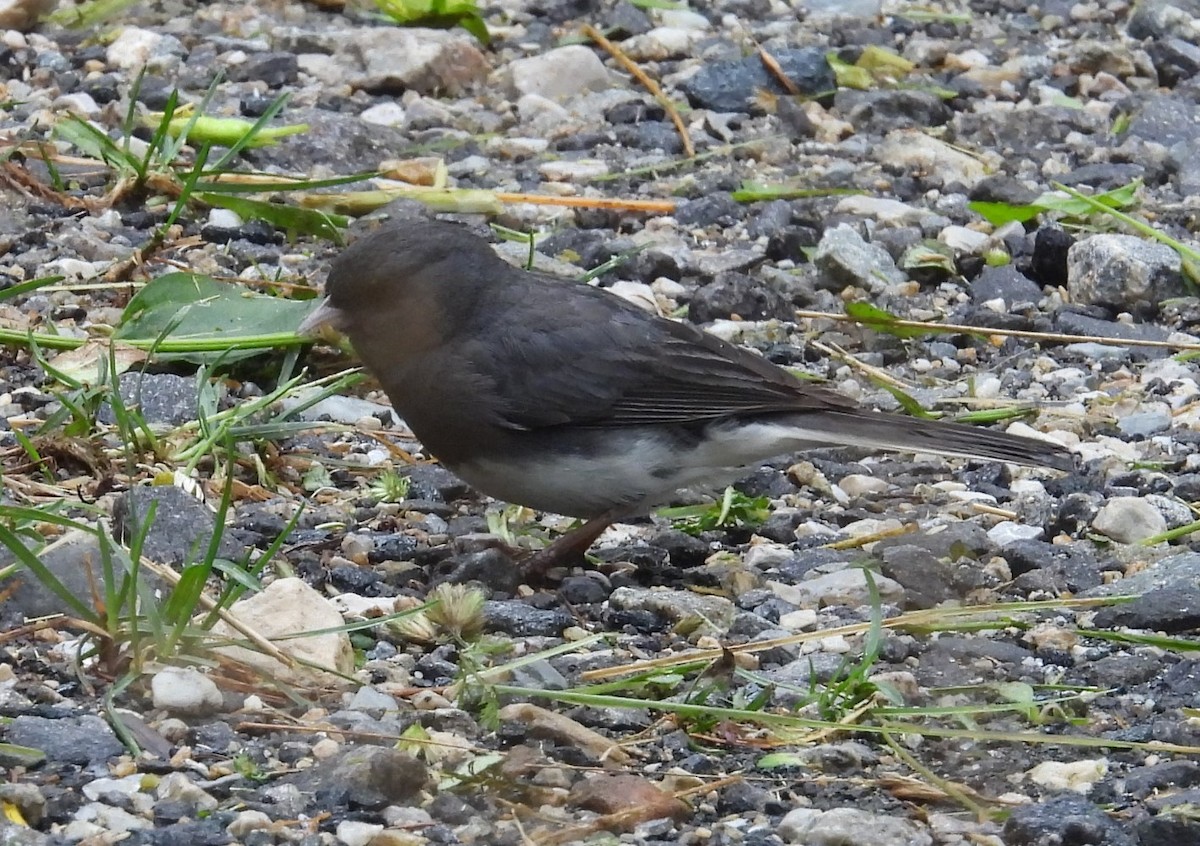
(465, 278, 856, 431)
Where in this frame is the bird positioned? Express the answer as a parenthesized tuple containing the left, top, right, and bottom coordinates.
(299, 219, 1073, 572)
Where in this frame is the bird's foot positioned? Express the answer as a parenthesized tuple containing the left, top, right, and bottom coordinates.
(520, 512, 619, 578)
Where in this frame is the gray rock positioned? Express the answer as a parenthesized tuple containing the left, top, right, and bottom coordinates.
(1058, 162, 1147, 191)
(779, 806, 932, 845)
(281, 389, 399, 427)
(284, 746, 428, 810)
(8, 715, 124, 766)
(1124, 94, 1200, 195)
(681, 47, 834, 112)
(1146, 493, 1194, 529)
(1128, 0, 1200, 41)
(0, 784, 45, 827)
(509, 658, 569, 691)
(155, 771, 218, 813)
(348, 28, 488, 96)
(1068, 234, 1185, 311)
(2, 530, 104, 620)
(66, 803, 152, 838)
(813, 224, 906, 293)
(1004, 539, 1110, 593)
(1117, 410, 1172, 438)
(483, 601, 572, 637)
(689, 272, 793, 323)
(834, 89, 952, 134)
(605, 0, 652, 37)
(987, 522, 1044, 546)
(1003, 795, 1136, 846)
(609, 586, 736, 635)
(1054, 310, 1172, 356)
(112, 485, 245, 567)
(1092, 584, 1200, 633)
(97, 372, 197, 427)
(1085, 552, 1200, 597)
(1147, 37, 1200, 86)
(346, 686, 401, 717)
(872, 522, 993, 559)
(877, 545, 957, 610)
(969, 265, 1044, 307)
(769, 568, 905, 609)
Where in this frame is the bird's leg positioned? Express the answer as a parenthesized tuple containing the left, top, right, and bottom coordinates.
(522, 509, 625, 577)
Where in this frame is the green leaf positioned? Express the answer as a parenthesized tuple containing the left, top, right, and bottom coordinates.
(971, 180, 1143, 229)
(757, 752, 808, 770)
(877, 382, 937, 420)
(730, 180, 861, 203)
(114, 273, 315, 364)
(0, 275, 63, 303)
(827, 52, 872, 89)
(374, 0, 491, 44)
(661, 487, 771, 535)
(53, 116, 138, 174)
(953, 406, 1035, 425)
(162, 563, 212, 627)
(856, 45, 915, 79)
(1033, 180, 1138, 216)
(968, 201, 1041, 226)
(197, 193, 347, 242)
(843, 301, 930, 339)
(48, 0, 139, 27)
(164, 115, 308, 148)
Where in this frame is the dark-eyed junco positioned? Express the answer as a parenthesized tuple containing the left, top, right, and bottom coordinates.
(300, 220, 1072, 569)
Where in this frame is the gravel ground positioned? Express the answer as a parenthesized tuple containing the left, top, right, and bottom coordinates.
(3, 0, 1200, 844)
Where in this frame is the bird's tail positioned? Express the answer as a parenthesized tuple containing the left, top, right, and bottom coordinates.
(780, 410, 1074, 471)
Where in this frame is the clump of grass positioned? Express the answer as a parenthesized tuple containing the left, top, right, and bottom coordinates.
(368, 469, 411, 504)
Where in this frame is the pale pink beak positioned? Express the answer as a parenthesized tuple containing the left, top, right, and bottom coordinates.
(297, 298, 348, 336)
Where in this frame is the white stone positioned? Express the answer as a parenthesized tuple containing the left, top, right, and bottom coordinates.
(743, 541, 795, 570)
(778, 609, 818, 630)
(834, 196, 927, 226)
(837, 474, 890, 498)
(336, 820, 384, 846)
(768, 569, 905, 609)
(538, 159, 609, 182)
(72, 803, 152, 834)
(210, 577, 356, 687)
(227, 810, 273, 838)
(53, 92, 100, 115)
(622, 27, 703, 61)
(506, 45, 611, 100)
(1092, 496, 1167, 544)
(106, 27, 177, 71)
(360, 102, 406, 127)
(156, 772, 218, 811)
(82, 775, 144, 801)
(606, 280, 659, 313)
(779, 807, 932, 846)
(1027, 759, 1107, 793)
(939, 225, 990, 254)
(874, 130, 987, 187)
(150, 667, 223, 717)
(987, 521, 1044, 546)
(657, 8, 711, 28)
(207, 208, 242, 229)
